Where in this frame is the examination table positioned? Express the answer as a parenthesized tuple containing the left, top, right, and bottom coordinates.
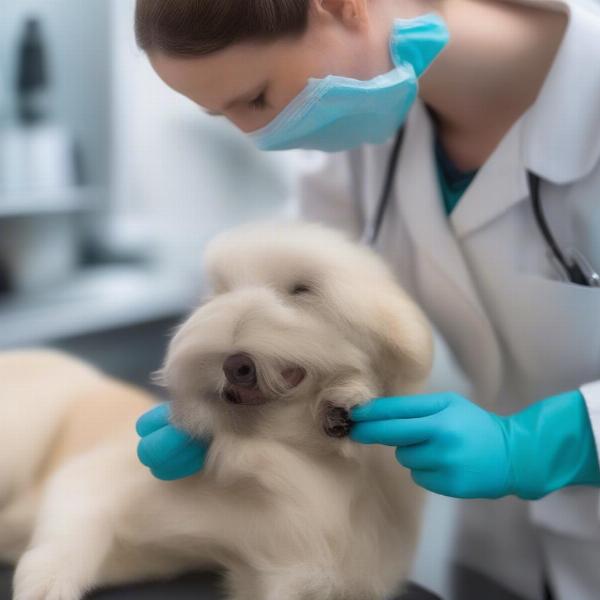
(0, 564, 439, 599)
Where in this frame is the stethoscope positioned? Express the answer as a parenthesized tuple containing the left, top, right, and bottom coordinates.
(361, 127, 600, 288)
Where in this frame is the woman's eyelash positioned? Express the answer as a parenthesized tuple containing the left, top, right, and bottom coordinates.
(249, 92, 267, 110)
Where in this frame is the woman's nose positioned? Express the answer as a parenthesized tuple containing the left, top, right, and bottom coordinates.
(223, 353, 257, 388)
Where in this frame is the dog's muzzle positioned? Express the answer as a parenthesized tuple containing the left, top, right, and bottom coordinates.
(222, 353, 305, 406)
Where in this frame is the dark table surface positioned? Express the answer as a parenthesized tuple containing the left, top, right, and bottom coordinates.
(0, 565, 440, 600)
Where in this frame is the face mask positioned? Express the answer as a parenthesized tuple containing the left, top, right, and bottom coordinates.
(248, 13, 449, 153)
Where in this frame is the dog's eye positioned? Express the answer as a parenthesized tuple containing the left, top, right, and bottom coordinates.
(290, 283, 312, 295)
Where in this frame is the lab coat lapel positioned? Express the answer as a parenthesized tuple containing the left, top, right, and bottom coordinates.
(396, 101, 504, 402)
(449, 117, 530, 239)
(449, 0, 600, 238)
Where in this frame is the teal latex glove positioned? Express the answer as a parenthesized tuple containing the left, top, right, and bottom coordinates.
(136, 403, 210, 481)
(350, 390, 600, 500)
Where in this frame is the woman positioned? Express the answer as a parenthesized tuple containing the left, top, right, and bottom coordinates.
(133, 1, 600, 598)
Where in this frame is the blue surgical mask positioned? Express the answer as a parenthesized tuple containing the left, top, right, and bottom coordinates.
(248, 13, 449, 152)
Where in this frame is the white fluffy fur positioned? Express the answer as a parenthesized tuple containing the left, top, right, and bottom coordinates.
(0, 220, 433, 600)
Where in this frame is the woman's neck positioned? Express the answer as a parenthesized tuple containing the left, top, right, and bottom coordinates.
(419, 0, 568, 171)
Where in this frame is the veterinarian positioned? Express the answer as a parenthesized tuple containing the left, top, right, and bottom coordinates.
(133, 0, 600, 598)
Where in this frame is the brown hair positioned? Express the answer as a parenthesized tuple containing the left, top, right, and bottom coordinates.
(135, 0, 311, 57)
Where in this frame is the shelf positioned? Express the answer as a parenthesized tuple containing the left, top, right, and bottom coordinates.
(0, 265, 204, 349)
(0, 185, 104, 218)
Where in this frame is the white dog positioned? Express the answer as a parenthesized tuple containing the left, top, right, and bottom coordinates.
(0, 220, 433, 600)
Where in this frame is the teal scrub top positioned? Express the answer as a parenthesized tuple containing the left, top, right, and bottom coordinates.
(434, 132, 478, 217)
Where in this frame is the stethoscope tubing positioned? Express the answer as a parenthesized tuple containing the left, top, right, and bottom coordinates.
(365, 127, 600, 288)
(361, 127, 406, 247)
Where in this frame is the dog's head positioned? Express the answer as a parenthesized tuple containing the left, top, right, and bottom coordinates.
(157, 221, 433, 444)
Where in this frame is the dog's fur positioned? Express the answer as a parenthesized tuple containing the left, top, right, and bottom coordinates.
(0, 221, 434, 600)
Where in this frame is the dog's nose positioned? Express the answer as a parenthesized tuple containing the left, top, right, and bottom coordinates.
(223, 353, 257, 388)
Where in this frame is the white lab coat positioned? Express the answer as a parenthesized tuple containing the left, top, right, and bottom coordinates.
(295, 0, 600, 597)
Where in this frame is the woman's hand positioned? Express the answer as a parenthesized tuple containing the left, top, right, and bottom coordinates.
(350, 392, 511, 498)
(349, 390, 600, 500)
(136, 403, 210, 481)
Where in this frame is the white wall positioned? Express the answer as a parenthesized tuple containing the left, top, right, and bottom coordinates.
(0, 0, 111, 187)
(109, 0, 302, 278)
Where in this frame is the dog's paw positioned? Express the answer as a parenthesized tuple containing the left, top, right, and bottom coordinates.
(321, 402, 352, 438)
(13, 545, 87, 600)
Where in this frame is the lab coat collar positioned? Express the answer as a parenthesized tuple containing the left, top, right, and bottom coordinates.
(447, 0, 600, 238)
(449, 113, 529, 238)
(521, 0, 600, 185)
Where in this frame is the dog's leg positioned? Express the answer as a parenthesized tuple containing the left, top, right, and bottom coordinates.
(13, 522, 111, 600)
(0, 488, 39, 564)
(12, 446, 125, 600)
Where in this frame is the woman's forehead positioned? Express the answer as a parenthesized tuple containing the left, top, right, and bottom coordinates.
(149, 41, 280, 108)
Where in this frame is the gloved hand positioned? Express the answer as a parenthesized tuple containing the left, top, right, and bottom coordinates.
(136, 403, 210, 481)
(349, 390, 600, 500)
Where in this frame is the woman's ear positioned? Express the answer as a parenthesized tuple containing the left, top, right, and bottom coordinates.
(311, 0, 369, 29)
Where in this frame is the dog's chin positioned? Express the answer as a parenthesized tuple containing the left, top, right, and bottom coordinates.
(221, 385, 270, 406)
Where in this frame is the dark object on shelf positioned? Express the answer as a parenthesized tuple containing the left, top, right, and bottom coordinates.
(16, 17, 50, 124)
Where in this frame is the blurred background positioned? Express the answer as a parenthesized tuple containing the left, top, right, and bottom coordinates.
(0, 0, 302, 390)
(1, 1, 598, 598)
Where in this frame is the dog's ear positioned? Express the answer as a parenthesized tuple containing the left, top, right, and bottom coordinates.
(378, 290, 433, 394)
(351, 285, 434, 396)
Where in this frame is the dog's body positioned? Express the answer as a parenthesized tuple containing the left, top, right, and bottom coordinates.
(1, 221, 433, 600)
